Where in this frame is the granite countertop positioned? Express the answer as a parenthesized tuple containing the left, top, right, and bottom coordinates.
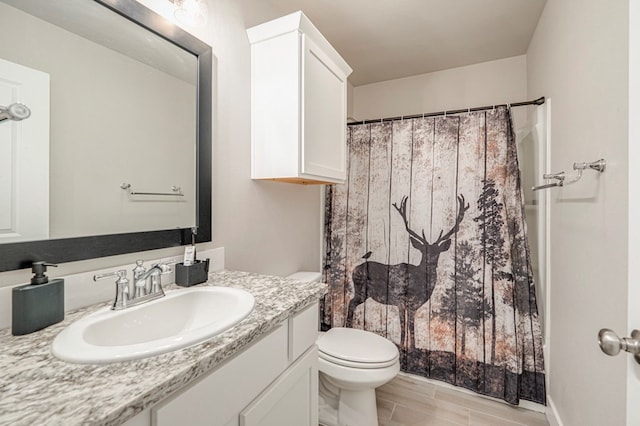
(0, 270, 327, 426)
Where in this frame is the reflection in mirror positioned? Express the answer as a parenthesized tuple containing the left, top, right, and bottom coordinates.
(0, 0, 197, 243)
(0, 0, 212, 272)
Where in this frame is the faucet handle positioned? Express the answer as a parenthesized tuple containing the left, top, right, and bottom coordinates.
(94, 270, 130, 310)
(133, 260, 146, 277)
(148, 263, 172, 294)
(93, 269, 127, 282)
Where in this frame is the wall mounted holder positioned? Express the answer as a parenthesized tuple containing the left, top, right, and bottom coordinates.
(532, 159, 606, 191)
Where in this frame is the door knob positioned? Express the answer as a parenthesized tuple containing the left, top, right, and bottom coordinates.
(598, 328, 640, 364)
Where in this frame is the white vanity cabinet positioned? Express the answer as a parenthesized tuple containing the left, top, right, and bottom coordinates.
(124, 302, 319, 426)
(247, 12, 352, 185)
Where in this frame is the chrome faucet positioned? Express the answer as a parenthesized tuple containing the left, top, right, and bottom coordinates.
(94, 261, 172, 310)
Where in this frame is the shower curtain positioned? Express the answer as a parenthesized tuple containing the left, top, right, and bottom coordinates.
(322, 106, 545, 405)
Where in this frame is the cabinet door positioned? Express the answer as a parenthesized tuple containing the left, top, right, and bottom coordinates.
(152, 325, 288, 426)
(301, 36, 347, 181)
(240, 346, 318, 426)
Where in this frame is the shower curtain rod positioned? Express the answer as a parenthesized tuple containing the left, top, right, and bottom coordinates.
(347, 96, 546, 126)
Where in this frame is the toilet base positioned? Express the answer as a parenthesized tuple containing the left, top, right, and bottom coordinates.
(319, 373, 379, 426)
(339, 388, 378, 426)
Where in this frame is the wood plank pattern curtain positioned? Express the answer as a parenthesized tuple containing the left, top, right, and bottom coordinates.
(322, 107, 545, 405)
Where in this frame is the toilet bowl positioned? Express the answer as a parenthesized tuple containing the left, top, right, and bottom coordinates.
(286, 272, 400, 426)
(317, 327, 400, 426)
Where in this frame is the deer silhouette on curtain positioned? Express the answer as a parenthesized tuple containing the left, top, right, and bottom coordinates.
(322, 107, 545, 405)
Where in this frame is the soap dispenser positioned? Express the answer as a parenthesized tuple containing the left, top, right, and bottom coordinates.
(12, 261, 65, 336)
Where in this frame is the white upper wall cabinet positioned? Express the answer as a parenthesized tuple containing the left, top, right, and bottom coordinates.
(247, 11, 352, 185)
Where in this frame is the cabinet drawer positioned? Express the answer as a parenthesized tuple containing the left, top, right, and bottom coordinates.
(289, 302, 318, 361)
(152, 324, 288, 426)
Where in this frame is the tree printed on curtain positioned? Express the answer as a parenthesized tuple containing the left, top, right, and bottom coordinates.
(322, 107, 545, 405)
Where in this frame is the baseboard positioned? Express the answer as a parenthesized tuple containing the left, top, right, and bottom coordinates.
(546, 396, 563, 426)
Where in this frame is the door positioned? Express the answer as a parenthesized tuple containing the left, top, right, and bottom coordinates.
(626, 2, 640, 425)
(599, 4, 640, 425)
(0, 58, 49, 243)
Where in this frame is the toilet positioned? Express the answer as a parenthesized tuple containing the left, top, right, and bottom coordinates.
(287, 272, 400, 426)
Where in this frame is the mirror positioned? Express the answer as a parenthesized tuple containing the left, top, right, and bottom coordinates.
(0, 0, 212, 272)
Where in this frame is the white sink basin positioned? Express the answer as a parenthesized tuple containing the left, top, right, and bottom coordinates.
(52, 286, 255, 364)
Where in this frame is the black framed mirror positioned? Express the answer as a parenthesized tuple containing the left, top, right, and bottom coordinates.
(0, 0, 212, 272)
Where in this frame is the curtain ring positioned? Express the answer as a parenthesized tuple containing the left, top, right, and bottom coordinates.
(467, 108, 471, 115)
(444, 110, 447, 118)
(401, 115, 404, 121)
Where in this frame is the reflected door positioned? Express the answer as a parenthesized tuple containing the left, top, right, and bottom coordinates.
(0, 58, 49, 243)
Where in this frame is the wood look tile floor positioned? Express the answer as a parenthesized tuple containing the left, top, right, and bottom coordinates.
(375, 374, 549, 426)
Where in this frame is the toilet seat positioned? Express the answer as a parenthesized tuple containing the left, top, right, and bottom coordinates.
(319, 350, 398, 369)
(317, 327, 399, 369)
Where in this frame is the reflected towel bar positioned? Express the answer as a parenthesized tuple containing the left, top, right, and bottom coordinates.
(121, 183, 184, 196)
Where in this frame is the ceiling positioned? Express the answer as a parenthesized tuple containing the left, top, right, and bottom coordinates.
(264, 0, 547, 86)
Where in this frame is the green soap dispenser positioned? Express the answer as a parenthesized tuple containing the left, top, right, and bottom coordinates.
(12, 261, 65, 336)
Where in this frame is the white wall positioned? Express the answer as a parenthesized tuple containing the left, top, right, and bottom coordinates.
(0, 0, 322, 288)
(202, 0, 321, 276)
(352, 55, 527, 121)
(527, 0, 629, 425)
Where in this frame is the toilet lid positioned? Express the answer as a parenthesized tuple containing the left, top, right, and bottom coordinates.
(317, 327, 399, 366)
